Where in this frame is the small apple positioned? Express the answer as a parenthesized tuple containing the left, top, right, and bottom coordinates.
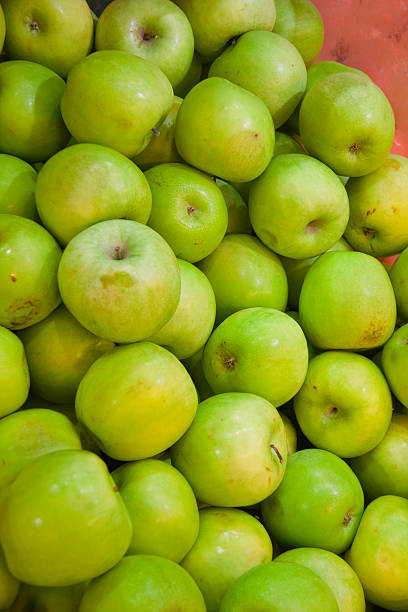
(174, 53, 203, 98)
(382, 323, 408, 409)
(389, 246, 408, 321)
(0, 5, 5, 51)
(10, 582, 86, 612)
(215, 180, 252, 235)
(0, 154, 37, 219)
(182, 347, 214, 402)
(281, 414, 297, 455)
(273, 131, 304, 156)
(0, 546, 19, 611)
(273, 0, 324, 66)
(0, 326, 29, 418)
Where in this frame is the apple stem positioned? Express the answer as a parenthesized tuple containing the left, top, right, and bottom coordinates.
(152, 127, 160, 136)
(228, 35, 239, 46)
(271, 444, 283, 464)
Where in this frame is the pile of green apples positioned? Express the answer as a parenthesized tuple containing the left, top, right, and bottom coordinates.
(0, 0, 408, 610)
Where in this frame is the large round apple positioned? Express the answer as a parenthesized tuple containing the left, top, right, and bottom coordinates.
(0, 326, 29, 419)
(57, 219, 180, 343)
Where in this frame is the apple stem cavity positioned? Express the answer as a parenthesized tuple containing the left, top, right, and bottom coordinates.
(137, 27, 158, 44)
(271, 444, 284, 464)
(326, 405, 338, 418)
(343, 512, 352, 526)
(29, 20, 40, 32)
(108, 245, 128, 261)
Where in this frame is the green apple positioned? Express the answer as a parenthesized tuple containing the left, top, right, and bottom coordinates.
(286, 310, 317, 360)
(112, 459, 198, 562)
(181, 507, 272, 612)
(96, 0, 194, 87)
(281, 413, 297, 455)
(299, 72, 395, 177)
(0, 546, 19, 611)
(275, 548, 365, 612)
(389, 247, 408, 321)
(61, 50, 173, 158)
(209, 31, 306, 129)
(3, 0, 94, 78)
(173, 0, 276, 61)
(175, 77, 275, 183)
(171, 392, 287, 507)
(79, 555, 206, 611)
(346, 495, 408, 611)
(249, 154, 349, 259)
(76, 342, 197, 461)
(219, 561, 339, 611)
(19, 305, 114, 404)
(132, 97, 182, 170)
(273, 131, 304, 156)
(58, 219, 180, 343)
(261, 449, 364, 553)
(202, 308, 308, 407)
(0, 61, 69, 163)
(216, 180, 252, 234)
(349, 414, 408, 500)
(145, 163, 228, 262)
(344, 156, 408, 257)
(273, 0, 324, 65)
(0, 214, 61, 330)
(174, 53, 202, 97)
(0, 326, 29, 418)
(294, 351, 393, 458)
(0, 5, 5, 51)
(182, 347, 214, 402)
(382, 323, 408, 408)
(299, 251, 396, 350)
(35, 143, 152, 246)
(10, 582, 86, 612)
(0, 449, 132, 586)
(147, 259, 216, 360)
(198, 234, 288, 324)
(0, 154, 37, 218)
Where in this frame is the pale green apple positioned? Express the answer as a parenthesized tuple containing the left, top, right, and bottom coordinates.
(209, 31, 306, 129)
(36, 143, 152, 246)
(76, 342, 197, 461)
(175, 77, 275, 183)
(181, 507, 272, 612)
(145, 163, 228, 262)
(216, 180, 252, 234)
(96, 0, 194, 87)
(10, 582, 86, 612)
(346, 496, 408, 611)
(382, 323, 408, 408)
(202, 308, 308, 407)
(182, 347, 214, 402)
(0, 546, 19, 611)
(133, 97, 182, 170)
(3, 0, 94, 78)
(261, 449, 364, 553)
(299, 251, 396, 350)
(281, 414, 297, 455)
(249, 154, 349, 259)
(147, 259, 216, 360)
(349, 414, 408, 500)
(58, 219, 180, 343)
(275, 548, 365, 612)
(198, 234, 288, 324)
(171, 392, 287, 507)
(273, 131, 304, 155)
(299, 73, 395, 177)
(390, 247, 408, 321)
(0, 326, 29, 418)
(219, 561, 339, 611)
(0, 154, 37, 218)
(0, 214, 61, 330)
(174, 53, 202, 97)
(294, 351, 393, 458)
(0, 61, 69, 162)
(273, 0, 324, 65)
(79, 555, 206, 611)
(345, 156, 408, 257)
(61, 51, 173, 158)
(0, 449, 132, 586)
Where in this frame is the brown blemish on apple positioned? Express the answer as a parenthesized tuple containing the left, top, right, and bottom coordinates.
(7, 298, 41, 328)
(343, 511, 352, 526)
(10, 273, 17, 282)
(392, 206, 399, 214)
(366, 208, 376, 216)
(362, 226, 376, 237)
(312, 385, 318, 390)
(271, 444, 283, 464)
(362, 320, 386, 344)
(113, 485, 119, 492)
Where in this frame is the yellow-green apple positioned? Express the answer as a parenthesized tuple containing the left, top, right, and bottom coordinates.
(2, 0, 93, 78)
(299, 251, 396, 350)
(76, 342, 197, 461)
(299, 73, 395, 177)
(382, 323, 408, 408)
(294, 351, 393, 458)
(182, 347, 214, 402)
(215, 180, 251, 234)
(78, 555, 206, 611)
(0, 326, 29, 418)
(147, 259, 216, 360)
(112, 459, 198, 561)
(249, 154, 349, 258)
(261, 449, 364, 553)
(0, 154, 37, 218)
(171, 392, 287, 507)
(0, 214, 61, 329)
(61, 50, 173, 158)
(275, 548, 365, 612)
(202, 308, 308, 407)
(173, 0, 276, 62)
(181, 507, 272, 612)
(145, 163, 228, 262)
(281, 414, 297, 455)
(95, 0, 194, 87)
(10, 583, 86, 612)
(209, 31, 306, 129)
(0, 61, 69, 162)
(345, 495, 408, 610)
(389, 246, 408, 321)
(175, 77, 275, 182)
(273, 131, 304, 155)
(345, 156, 408, 257)
(19, 305, 114, 404)
(219, 561, 339, 611)
(0, 546, 19, 610)
(349, 413, 408, 500)
(198, 234, 288, 324)
(35, 143, 152, 246)
(174, 53, 202, 97)
(273, 0, 324, 65)
(57, 219, 180, 343)
(0, 449, 132, 586)
(0, 5, 5, 51)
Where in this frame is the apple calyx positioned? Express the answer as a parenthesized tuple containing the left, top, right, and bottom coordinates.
(186, 205, 196, 216)
(271, 444, 284, 463)
(325, 405, 338, 418)
(349, 142, 361, 154)
(362, 226, 376, 238)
